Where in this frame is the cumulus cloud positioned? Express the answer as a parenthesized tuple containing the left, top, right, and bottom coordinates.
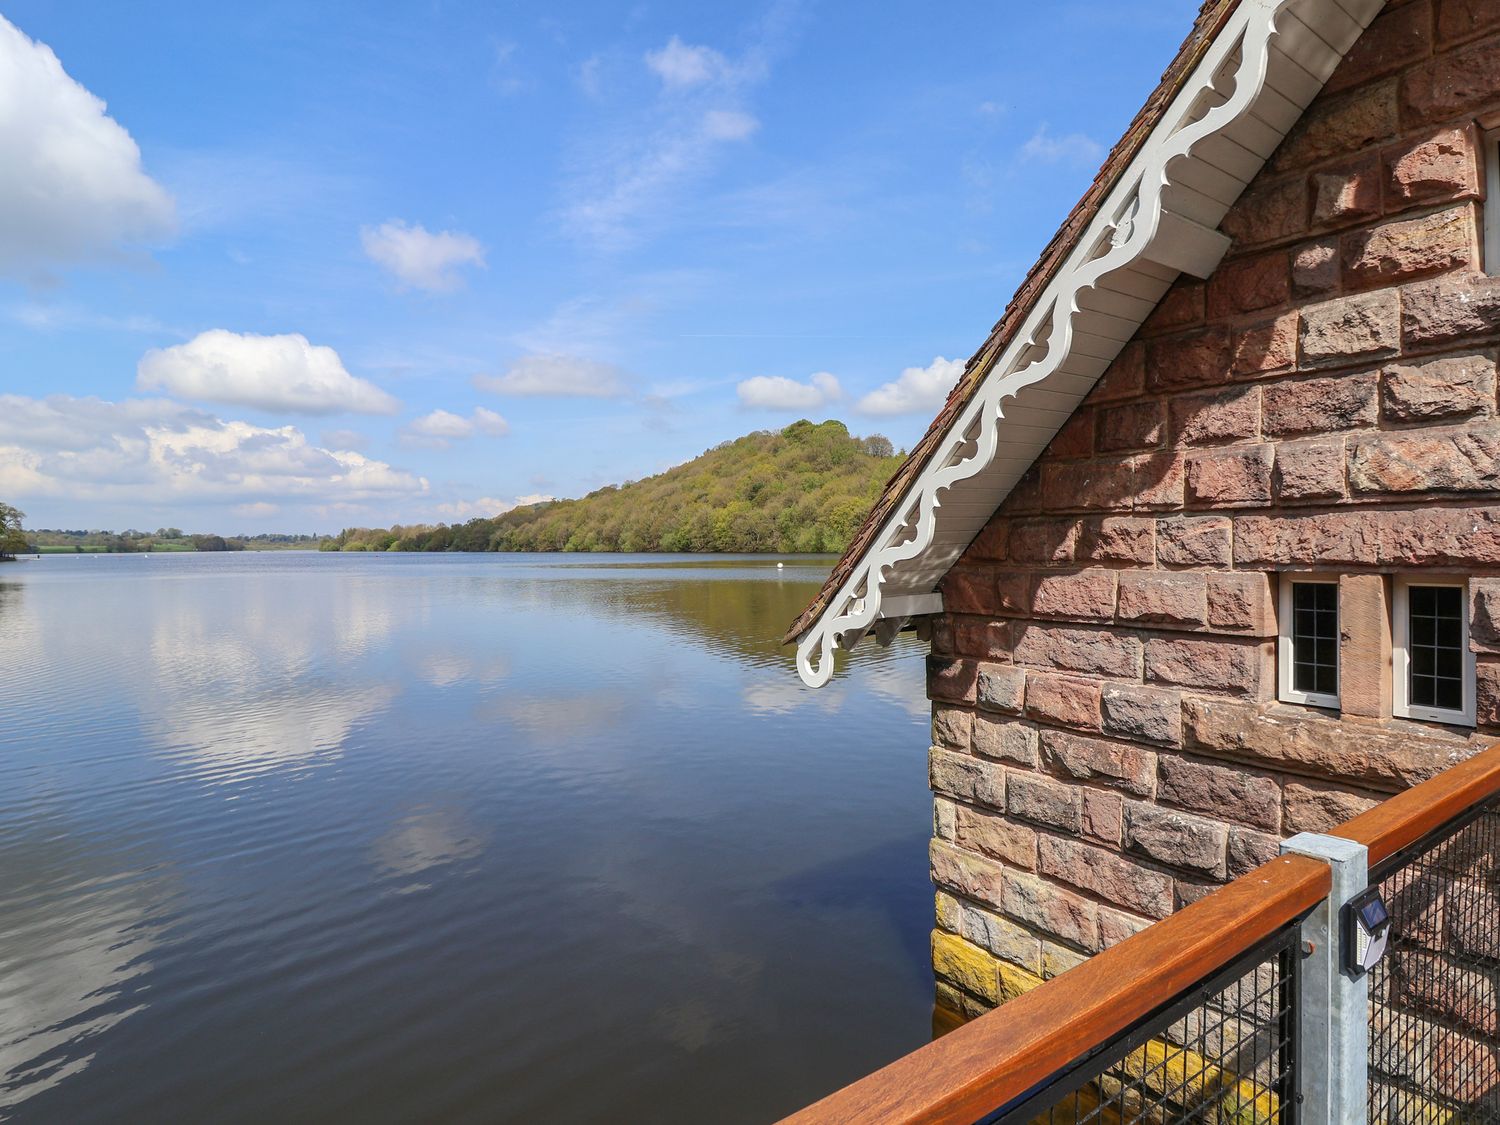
(137, 330, 400, 416)
(432, 493, 553, 522)
(702, 109, 759, 141)
(402, 406, 510, 447)
(232, 501, 280, 518)
(737, 371, 842, 411)
(645, 37, 729, 88)
(360, 220, 485, 292)
(0, 15, 175, 276)
(321, 428, 368, 451)
(856, 357, 965, 416)
(0, 394, 428, 504)
(1019, 124, 1105, 167)
(474, 354, 628, 398)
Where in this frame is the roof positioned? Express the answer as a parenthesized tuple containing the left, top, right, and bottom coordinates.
(786, 0, 1386, 687)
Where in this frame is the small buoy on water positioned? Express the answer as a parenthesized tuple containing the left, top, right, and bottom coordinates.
(776, 562, 784, 569)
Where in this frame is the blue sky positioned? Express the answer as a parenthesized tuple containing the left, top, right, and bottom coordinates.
(0, 0, 1199, 534)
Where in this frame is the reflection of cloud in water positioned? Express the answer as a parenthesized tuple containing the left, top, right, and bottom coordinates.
(487, 694, 632, 743)
(861, 658, 930, 718)
(0, 881, 160, 1113)
(740, 679, 847, 716)
(372, 806, 484, 892)
(418, 651, 510, 689)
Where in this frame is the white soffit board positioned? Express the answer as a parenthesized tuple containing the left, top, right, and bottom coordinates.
(795, 0, 1386, 688)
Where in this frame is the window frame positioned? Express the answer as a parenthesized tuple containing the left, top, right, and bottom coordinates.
(1277, 574, 1341, 710)
(1487, 129, 1500, 275)
(1392, 576, 1476, 727)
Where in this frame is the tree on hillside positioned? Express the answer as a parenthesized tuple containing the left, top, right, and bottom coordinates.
(0, 503, 28, 560)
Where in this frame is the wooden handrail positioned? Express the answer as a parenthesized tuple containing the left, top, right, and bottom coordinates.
(1332, 740, 1500, 866)
(778, 853, 1329, 1125)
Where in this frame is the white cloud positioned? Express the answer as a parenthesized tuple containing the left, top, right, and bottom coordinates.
(645, 37, 728, 88)
(702, 109, 759, 141)
(321, 428, 368, 451)
(0, 394, 428, 504)
(232, 501, 280, 518)
(433, 494, 552, 522)
(474, 354, 628, 398)
(856, 357, 965, 416)
(137, 329, 400, 416)
(402, 406, 510, 447)
(737, 371, 842, 411)
(360, 220, 485, 292)
(0, 15, 175, 276)
(1019, 124, 1105, 167)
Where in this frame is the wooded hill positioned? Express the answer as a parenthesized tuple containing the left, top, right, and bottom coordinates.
(323, 419, 904, 554)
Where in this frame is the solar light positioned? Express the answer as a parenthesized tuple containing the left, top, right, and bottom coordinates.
(1342, 887, 1391, 976)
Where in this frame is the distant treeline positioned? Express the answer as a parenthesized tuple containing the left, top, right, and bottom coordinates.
(23, 527, 324, 553)
(323, 419, 902, 555)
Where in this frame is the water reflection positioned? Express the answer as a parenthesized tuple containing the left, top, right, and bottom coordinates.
(372, 806, 485, 893)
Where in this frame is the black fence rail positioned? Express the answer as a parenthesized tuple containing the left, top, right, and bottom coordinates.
(1367, 796, 1500, 1125)
(981, 926, 1300, 1125)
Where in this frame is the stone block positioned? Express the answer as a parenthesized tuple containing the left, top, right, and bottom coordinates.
(1038, 836, 1175, 919)
(1077, 517, 1155, 564)
(1227, 827, 1281, 878)
(1038, 458, 1133, 513)
(1206, 251, 1288, 319)
(1472, 580, 1500, 653)
(1273, 79, 1399, 172)
(1233, 312, 1298, 376)
(1101, 684, 1183, 746)
(1182, 696, 1477, 789)
(1185, 446, 1273, 507)
(931, 929, 1001, 1004)
(949, 617, 1011, 660)
(1384, 124, 1482, 208)
(1342, 205, 1475, 287)
(1098, 907, 1151, 949)
(1156, 516, 1231, 568)
(1273, 439, 1347, 501)
(1437, 0, 1500, 46)
(972, 713, 1039, 765)
(1097, 401, 1164, 453)
(1040, 942, 1087, 981)
(1349, 427, 1500, 496)
(1339, 573, 1392, 720)
(1401, 273, 1500, 347)
(1013, 623, 1142, 678)
(1141, 279, 1205, 335)
(1045, 408, 1095, 459)
(931, 839, 1007, 906)
(954, 803, 1039, 869)
(1123, 801, 1228, 879)
(928, 654, 979, 704)
(1006, 772, 1083, 833)
(954, 900, 1043, 973)
(1131, 451, 1186, 510)
(1262, 372, 1378, 436)
(1291, 241, 1339, 299)
(1477, 661, 1500, 728)
(935, 889, 963, 933)
(1221, 176, 1307, 249)
(976, 665, 1026, 715)
(966, 518, 1009, 562)
(1381, 354, 1496, 422)
(929, 745, 1006, 807)
(933, 705, 973, 750)
(1144, 635, 1266, 695)
(1024, 673, 1102, 732)
(1169, 387, 1260, 446)
(1009, 518, 1079, 565)
(1146, 326, 1231, 393)
(1082, 788, 1124, 847)
(1092, 341, 1145, 402)
(1039, 729, 1156, 797)
(1117, 571, 1207, 628)
(1312, 156, 1382, 227)
(1324, 0, 1432, 94)
(942, 568, 1003, 615)
(1299, 290, 1400, 368)
(1232, 509, 1380, 567)
(1001, 870, 1099, 951)
(934, 797, 957, 842)
(1031, 570, 1118, 621)
(1206, 572, 1276, 634)
(1157, 754, 1282, 831)
(1283, 780, 1380, 834)
(1401, 34, 1500, 128)
(997, 960, 1046, 1003)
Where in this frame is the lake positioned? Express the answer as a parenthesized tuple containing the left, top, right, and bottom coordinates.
(0, 551, 935, 1123)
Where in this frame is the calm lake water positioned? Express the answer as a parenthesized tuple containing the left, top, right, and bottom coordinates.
(0, 551, 935, 1123)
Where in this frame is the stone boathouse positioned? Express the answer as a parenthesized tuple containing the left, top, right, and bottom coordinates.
(786, 0, 1500, 1021)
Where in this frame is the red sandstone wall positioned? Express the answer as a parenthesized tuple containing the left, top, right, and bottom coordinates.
(925, 0, 1500, 1018)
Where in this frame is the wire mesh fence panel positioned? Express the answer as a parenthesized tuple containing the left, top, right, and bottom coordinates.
(1368, 797, 1500, 1125)
(982, 927, 1300, 1125)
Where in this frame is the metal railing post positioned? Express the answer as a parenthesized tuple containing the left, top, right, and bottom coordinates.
(1281, 832, 1369, 1125)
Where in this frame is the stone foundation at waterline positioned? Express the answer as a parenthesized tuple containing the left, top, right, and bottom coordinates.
(923, 0, 1500, 1020)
